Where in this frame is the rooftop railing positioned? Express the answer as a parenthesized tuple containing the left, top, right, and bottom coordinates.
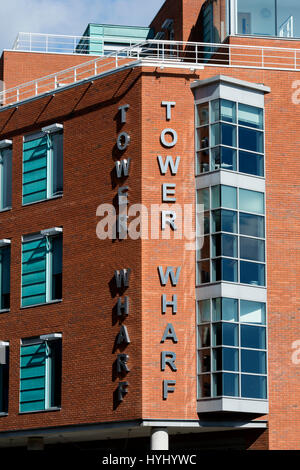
(2, 39, 300, 108)
(12, 32, 141, 55)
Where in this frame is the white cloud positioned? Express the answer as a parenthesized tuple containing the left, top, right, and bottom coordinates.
(0, 0, 165, 52)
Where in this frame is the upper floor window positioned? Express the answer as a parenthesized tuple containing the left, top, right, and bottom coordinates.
(0, 140, 12, 211)
(0, 240, 11, 311)
(21, 228, 62, 308)
(0, 341, 9, 414)
(20, 334, 62, 413)
(22, 124, 63, 205)
(196, 99, 264, 177)
(236, 0, 300, 38)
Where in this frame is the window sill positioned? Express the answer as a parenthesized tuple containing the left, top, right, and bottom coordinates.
(20, 299, 63, 309)
(0, 412, 8, 417)
(0, 207, 12, 213)
(22, 194, 63, 207)
(19, 407, 61, 415)
(0, 308, 10, 314)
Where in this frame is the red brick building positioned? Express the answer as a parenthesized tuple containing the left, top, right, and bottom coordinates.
(0, 0, 299, 451)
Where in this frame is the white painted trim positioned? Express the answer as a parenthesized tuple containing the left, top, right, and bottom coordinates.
(196, 171, 265, 192)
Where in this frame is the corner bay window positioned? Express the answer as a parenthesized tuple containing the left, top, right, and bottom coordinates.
(21, 229, 62, 307)
(23, 124, 63, 205)
(197, 185, 265, 286)
(20, 334, 62, 413)
(197, 298, 267, 400)
(196, 99, 264, 177)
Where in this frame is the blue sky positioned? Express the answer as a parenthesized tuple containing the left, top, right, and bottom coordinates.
(0, 0, 165, 52)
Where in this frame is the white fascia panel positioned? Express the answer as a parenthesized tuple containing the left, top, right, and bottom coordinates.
(196, 171, 265, 192)
(197, 397, 269, 414)
(196, 282, 267, 302)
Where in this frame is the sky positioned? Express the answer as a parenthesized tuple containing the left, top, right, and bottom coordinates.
(0, 0, 165, 52)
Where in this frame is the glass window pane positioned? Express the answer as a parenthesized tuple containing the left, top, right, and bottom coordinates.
(197, 188, 210, 211)
(221, 99, 236, 123)
(239, 127, 263, 153)
(211, 185, 220, 209)
(241, 374, 267, 399)
(241, 350, 266, 374)
(221, 123, 236, 147)
(197, 126, 210, 150)
(239, 189, 264, 214)
(212, 258, 238, 282)
(222, 297, 238, 322)
(204, 211, 210, 234)
(196, 150, 210, 174)
(241, 325, 266, 349)
(1, 148, 12, 209)
(211, 123, 220, 147)
(212, 323, 238, 346)
(212, 210, 238, 234)
(198, 235, 210, 260)
(210, 99, 220, 123)
(240, 237, 265, 262)
(240, 261, 265, 286)
(240, 300, 266, 325)
(197, 260, 210, 284)
(277, 0, 300, 38)
(198, 325, 211, 348)
(197, 299, 210, 323)
(198, 349, 211, 373)
(213, 348, 239, 371)
(211, 146, 237, 172)
(213, 373, 239, 397)
(238, 104, 263, 129)
(239, 150, 264, 177)
(237, 0, 276, 36)
(212, 234, 238, 258)
(198, 374, 211, 398)
(239, 212, 265, 238)
(222, 185, 237, 209)
(196, 102, 209, 126)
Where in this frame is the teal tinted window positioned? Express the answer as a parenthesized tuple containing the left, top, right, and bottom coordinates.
(0, 344, 9, 413)
(238, 104, 263, 129)
(23, 131, 63, 204)
(20, 339, 62, 413)
(21, 234, 62, 307)
(239, 189, 264, 214)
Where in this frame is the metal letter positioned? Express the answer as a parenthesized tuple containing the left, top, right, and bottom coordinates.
(158, 266, 181, 286)
(117, 296, 129, 316)
(116, 325, 131, 345)
(118, 186, 129, 205)
(117, 132, 130, 151)
(161, 352, 177, 371)
(115, 158, 131, 178)
(119, 104, 130, 123)
(157, 155, 180, 175)
(162, 183, 176, 202)
(161, 101, 176, 121)
(117, 354, 130, 373)
(162, 294, 177, 314)
(161, 323, 178, 343)
(160, 129, 178, 148)
(163, 380, 176, 400)
(161, 210, 177, 231)
(117, 381, 129, 401)
(115, 268, 131, 288)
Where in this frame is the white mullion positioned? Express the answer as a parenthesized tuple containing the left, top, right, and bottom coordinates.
(46, 134, 53, 199)
(45, 341, 50, 409)
(46, 236, 52, 303)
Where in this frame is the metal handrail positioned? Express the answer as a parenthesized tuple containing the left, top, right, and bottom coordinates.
(1, 39, 300, 108)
